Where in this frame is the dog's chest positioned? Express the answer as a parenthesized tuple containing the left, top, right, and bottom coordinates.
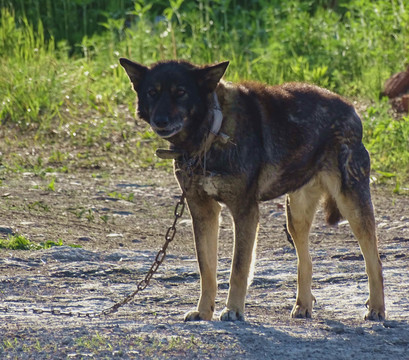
(196, 172, 247, 202)
(200, 175, 220, 197)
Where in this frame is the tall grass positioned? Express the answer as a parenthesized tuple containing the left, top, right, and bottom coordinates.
(0, 8, 61, 128)
(0, 0, 133, 46)
(0, 1, 408, 186)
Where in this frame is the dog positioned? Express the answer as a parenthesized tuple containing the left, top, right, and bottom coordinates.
(119, 58, 385, 322)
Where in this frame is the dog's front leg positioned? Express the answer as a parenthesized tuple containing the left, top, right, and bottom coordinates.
(184, 194, 221, 321)
(220, 203, 259, 321)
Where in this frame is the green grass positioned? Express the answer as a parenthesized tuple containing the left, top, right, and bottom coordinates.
(0, 1, 408, 188)
(363, 101, 409, 192)
(0, 234, 81, 250)
(107, 191, 135, 202)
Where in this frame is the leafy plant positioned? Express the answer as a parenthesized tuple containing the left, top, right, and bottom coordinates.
(47, 177, 56, 192)
(363, 101, 409, 190)
(107, 191, 134, 202)
(0, 234, 34, 250)
(0, 234, 81, 250)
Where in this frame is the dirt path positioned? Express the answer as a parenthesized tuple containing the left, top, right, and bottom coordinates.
(0, 168, 408, 359)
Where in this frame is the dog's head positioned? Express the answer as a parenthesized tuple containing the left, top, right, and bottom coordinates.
(119, 58, 229, 144)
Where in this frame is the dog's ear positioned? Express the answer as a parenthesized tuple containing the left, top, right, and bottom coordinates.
(119, 58, 148, 91)
(194, 61, 229, 92)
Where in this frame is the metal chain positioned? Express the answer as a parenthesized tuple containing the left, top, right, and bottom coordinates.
(0, 192, 186, 319)
(100, 192, 186, 316)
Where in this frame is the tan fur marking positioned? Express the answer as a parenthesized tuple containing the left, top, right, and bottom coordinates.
(286, 178, 322, 318)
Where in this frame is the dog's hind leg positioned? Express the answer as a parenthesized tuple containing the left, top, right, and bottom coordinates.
(323, 175, 385, 320)
(321, 141, 385, 320)
(337, 193, 384, 320)
(220, 202, 259, 321)
(184, 194, 221, 321)
(286, 181, 322, 318)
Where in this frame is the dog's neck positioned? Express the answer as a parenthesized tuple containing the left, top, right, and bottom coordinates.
(156, 92, 226, 161)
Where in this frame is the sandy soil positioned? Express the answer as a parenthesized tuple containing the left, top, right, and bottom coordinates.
(0, 168, 408, 359)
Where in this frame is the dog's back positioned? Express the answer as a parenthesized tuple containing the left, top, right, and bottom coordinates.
(213, 80, 368, 204)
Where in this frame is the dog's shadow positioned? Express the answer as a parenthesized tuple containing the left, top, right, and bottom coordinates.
(183, 318, 409, 358)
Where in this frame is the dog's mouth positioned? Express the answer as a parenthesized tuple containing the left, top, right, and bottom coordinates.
(152, 123, 184, 139)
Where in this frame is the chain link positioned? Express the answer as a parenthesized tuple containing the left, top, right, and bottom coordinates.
(0, 192, 187, 319)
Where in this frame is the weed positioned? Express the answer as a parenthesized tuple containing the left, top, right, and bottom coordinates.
(75, 332, 112, 352)
(2, 338, 17, 350)
(40, 239, 63, 249)
(27, 201, 50, 212)
(168, 336, 182, 350)
(47, 177, 56, 192)
(48, 150, 68, 164)
(34, 340, 42, 352)
(71, 207, 96, 222)
(0, 234, 81, 250)
(0, 234, 35, 250)
(100, 215, 109, 224)
(85, 209, 95, 222)
(107, 191, 134, 202)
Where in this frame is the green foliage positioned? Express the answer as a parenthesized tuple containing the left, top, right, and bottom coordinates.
(0, 234, 81, 250)
(0, 234, 33, 250)
(47, 177, 56, 191)
(1, 0, 134, 46)
(0, 1, 408, 185)
(107, 191, 134, 202)
(0, 8, 62, 129)
(363, 102, 409, 190)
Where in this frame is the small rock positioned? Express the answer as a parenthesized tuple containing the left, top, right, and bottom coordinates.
(78, 237, 91, 241)
(156, 324, 168, 330)
(331, 325, 345, 334)
(383, 320, 400, 329)
(62, 336, 73, 346)
(112, 350, 124, 358)
(355, 327, 365, 335)
(372, 324, 384, 332)
(0, 226, 13, 235)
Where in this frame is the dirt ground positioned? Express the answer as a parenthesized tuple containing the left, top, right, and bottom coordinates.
(0, 166, 408, 359)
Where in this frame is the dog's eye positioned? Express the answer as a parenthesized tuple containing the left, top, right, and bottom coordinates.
(176, 88, 186, 98)
(148, 89, 157, 98)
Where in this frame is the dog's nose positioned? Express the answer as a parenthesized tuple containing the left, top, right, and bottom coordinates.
(153, 116, 170, 129)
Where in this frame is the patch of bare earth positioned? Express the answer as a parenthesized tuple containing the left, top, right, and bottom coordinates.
(0, 167, 408, 359)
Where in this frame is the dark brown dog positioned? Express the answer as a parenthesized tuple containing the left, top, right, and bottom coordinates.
(120, 58, 385, 322)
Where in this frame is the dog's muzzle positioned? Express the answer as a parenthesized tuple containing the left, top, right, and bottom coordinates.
(151, 116, 183, 138)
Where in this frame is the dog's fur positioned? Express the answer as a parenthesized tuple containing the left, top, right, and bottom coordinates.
(120, 58, 385, 321)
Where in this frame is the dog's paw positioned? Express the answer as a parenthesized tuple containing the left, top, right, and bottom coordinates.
(291, 294, 316, 319)
(364, 309, 385, 321)
(290, 304, 312, 319)
(184, 310, 212, 322)
(364, 299, 385, 321)
(219, 307, 245, 321)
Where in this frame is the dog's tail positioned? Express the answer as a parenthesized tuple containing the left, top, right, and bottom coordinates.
(323, 194, 343, 225)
